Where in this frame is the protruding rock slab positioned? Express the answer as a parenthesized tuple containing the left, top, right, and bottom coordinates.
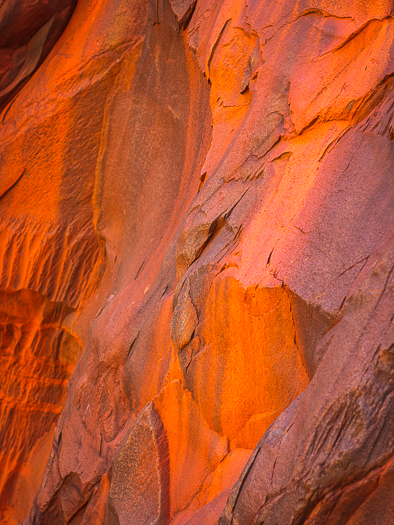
(110, 403, 170, 525)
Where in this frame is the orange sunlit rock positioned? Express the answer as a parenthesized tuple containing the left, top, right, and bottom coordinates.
(1, 0, 394, 524)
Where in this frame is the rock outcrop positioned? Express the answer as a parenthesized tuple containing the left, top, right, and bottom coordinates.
(1, 0, 394, 524)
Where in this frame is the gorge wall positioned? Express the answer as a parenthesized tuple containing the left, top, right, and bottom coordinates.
(1, 0, 394, 523)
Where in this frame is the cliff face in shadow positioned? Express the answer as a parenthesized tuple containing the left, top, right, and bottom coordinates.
(1, 0, 394, 523)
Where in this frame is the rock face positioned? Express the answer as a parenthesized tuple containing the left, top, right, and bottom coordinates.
(1, 0, 394, 523)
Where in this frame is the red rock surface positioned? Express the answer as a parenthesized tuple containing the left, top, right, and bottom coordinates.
(1, 0, 394, 523)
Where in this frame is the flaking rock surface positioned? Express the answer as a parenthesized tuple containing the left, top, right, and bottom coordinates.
(0, 0, 394, 524)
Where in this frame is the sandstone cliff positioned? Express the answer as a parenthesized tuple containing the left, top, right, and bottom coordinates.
(1, 0, 394, 523)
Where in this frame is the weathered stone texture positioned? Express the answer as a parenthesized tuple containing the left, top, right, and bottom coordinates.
(1, 0, 394, 524)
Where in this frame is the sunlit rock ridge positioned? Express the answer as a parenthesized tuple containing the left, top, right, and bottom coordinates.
(1, 0, 394, 523)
